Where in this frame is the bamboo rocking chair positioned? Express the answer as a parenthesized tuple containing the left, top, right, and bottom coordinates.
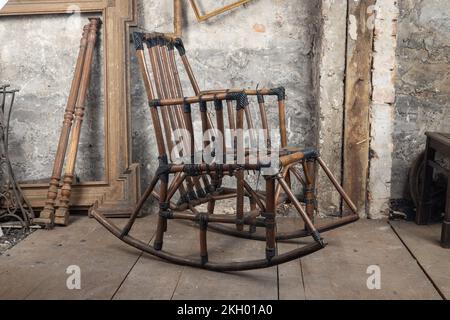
(92, 32, 359, 271)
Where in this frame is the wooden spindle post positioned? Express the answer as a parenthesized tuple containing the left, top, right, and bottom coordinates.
(55, 18, 101, 226)
(38, 24, 90, 227)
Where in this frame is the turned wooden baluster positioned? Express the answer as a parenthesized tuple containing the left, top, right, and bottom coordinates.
(55, 18, 101, 226)
(38, 24, 90, 227)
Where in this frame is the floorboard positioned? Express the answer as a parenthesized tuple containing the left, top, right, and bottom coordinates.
(300, 219, 441, 300)
(0, 215, 443, 300)
(115, 220, 278, 300)
(276, 219, 307, 300)
(0, 215, 156, 300)
(390, 220, 450, 299)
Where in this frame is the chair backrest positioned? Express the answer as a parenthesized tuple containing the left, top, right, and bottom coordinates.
(133, 32, 286, 169)
(134, 32, 245, 163)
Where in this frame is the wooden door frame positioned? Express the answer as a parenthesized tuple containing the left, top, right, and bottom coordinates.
(1, 0, 140, 217)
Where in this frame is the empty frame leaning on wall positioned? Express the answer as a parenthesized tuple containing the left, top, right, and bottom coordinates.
(189, 0, 253, 22)
(0, 0, 140, 217)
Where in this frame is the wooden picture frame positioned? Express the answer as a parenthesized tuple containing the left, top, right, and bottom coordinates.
(189, 0, 252, 22)
(0, 0, 140, 217)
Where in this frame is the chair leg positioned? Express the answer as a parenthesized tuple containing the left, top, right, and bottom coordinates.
(121, 175, 160, 238)
(199, 217, 209, 264)
(207, 199, 216, 215)
(154, 171, 169, 251)
(304, 159, 316, 224)
(249, 197, 257, 233)
(316, 157, 358, 214)
(274, 167, 288, 205)
(265, 177, 277, 261)
(277, 175, 324, 246)
(236, 170, 245, 231)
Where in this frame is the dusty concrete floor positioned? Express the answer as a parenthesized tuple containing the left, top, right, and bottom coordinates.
(0, 215, 447, 300)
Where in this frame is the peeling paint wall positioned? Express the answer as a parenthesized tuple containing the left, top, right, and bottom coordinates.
(0, 1, 366, 217)
(393, 0, 450, 199)
(0, 1, 320, 190)
(368, 0, 398, 218)
(315, 0, 348, 215)
(0, 13, 105, 183)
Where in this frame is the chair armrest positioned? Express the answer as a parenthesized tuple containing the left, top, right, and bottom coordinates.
(199, 87, 286, 102)
(148, 91, 250, 110)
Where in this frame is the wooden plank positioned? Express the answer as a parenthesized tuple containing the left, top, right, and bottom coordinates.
(171, 223, 278, 300)
(117, 219, 278, 300)
(390, 221, 450, 299)
(2, 215, 442, 300)
(277, 218, 306, 300)
(342, 0, 376, 215)
(301, 220, 441, 300)
(0, 215, 156, 300)
(113, 220, 198, 300)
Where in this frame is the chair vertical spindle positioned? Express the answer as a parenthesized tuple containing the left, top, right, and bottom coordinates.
(170, 47, 211, 199)
(226, 100, 236, 157)
(200, 101, 211, 159)
(215, 99, 226, 164)
(199, 99, 218, 212)
(244, 105, 257, 150)
(235, 102, 245, 231)
(180, 55, 201, 95)
(257, 93, 271, 150)
(265, 177, 276, 260)
(160, 45, 198, 201)
(278, 97, 292, 188)
(155, 46, 180, 141)
(200, 217, 208, 264)
(183, 102, 196, 163)
(148, 44, 190, 200)
(148, 46, 175, 151)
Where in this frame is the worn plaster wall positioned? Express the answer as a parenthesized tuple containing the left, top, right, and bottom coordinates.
(368, 0, 398, 218)
(0, 1, 351, 216)
(392, 0, 450, 199)
(131, 0, 322, 190)
(0, 13, 105, 183)
(315, 0, 348, 215)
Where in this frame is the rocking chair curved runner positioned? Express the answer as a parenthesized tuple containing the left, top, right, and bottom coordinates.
(91, 32, 359, 271)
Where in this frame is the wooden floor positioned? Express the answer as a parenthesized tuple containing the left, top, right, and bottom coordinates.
(0, 215, 447, 300)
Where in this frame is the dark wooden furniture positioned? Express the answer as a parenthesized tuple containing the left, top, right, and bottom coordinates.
(416, 132, 450, 248)
(92, 32, 359, 271)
